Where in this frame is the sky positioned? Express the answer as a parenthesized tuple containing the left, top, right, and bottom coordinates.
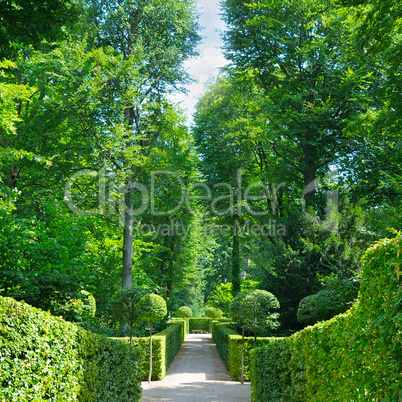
(171, 0, 228, 124)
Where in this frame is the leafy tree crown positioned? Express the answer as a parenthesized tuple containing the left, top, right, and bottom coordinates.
(138, 294, 167, 322)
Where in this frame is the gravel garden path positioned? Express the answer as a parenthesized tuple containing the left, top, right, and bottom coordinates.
(141, 334, 251, 401)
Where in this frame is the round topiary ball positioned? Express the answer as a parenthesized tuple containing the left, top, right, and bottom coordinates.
(138, 294, 167, 323)
(177, 306, 192, 318)
(297, 289, 349, 325)
(205, 306, 223, 320)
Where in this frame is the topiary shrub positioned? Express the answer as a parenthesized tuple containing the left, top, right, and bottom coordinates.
(170, 317, 188, 337)
(177, 306, 192, 318)
(138, 294, 167, 384)
(118, 322, 184, 381)
(205, 306, 223, 320)
(297, 289, 345, 325)
(250, 338, 291, 401)
(213, 322, 274, 381)
(230, 290, 280, 383)
(231, 290, 280, 346)
(297, 275, 359, 325)
(189, 317, 211, 332)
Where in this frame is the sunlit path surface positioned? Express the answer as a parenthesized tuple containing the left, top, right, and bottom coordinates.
(141, 334, 251, 401)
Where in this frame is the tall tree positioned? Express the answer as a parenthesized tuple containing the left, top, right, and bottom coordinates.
(221, 0, 373, 209)
(84, 0, 200, 288)
(193, 72, 291, 295)
(337, 0, 402, 218)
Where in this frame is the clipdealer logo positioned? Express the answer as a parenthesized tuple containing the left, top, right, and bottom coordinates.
(64, 168, 338, 236)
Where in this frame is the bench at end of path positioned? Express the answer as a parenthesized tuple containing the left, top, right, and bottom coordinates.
(191, 329, 208, 334)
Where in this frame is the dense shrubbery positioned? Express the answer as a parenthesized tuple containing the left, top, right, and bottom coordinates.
(158, 323, 183, 369)
(297, 275, 359, 325)
(0, 296, 142, 401)
(171, 315, 222, 334)
(53, 290, 97, 322)
(297, 289, 346, 325)
(213, 323, 238, 369)
(251, 235, 402, 401)
(250, 338, 291, 400)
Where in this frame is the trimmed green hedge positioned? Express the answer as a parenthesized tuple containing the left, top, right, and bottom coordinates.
(189, 317, 211, 332)
(170, 317, 188, 336)
(213, 322, 274, 381)
(250, 338, 291, 401)
(211, 319, 230, 342)
(119, 322, 184, 381)
(0, 296, 142, 401)
(213, 323, 238, 370)
(162, 323, 183, 368)
(251, 235, 402, 401)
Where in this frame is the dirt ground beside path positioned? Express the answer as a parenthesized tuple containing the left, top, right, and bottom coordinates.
(141, 334, 251, 401)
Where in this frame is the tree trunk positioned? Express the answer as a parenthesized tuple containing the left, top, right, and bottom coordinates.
(148, 321, 153, 384)
(122, 207, 133, 288)
(122, 102, 135, 289)
(232, 221, 240, 295)
(278, 187, 284, 217)
(7, 164, 20, 189)
(166, 281, 173, 299)
(262, 182, 273, 213)
(303, 144, 317, 210)
(241, 327, 245, 385)
(254, 328, 257, 348)
(226, 243, 231, 282)
(130, 323, 133, 346)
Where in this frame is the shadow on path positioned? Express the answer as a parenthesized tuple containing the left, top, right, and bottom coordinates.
(141, 334, 251, 401)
